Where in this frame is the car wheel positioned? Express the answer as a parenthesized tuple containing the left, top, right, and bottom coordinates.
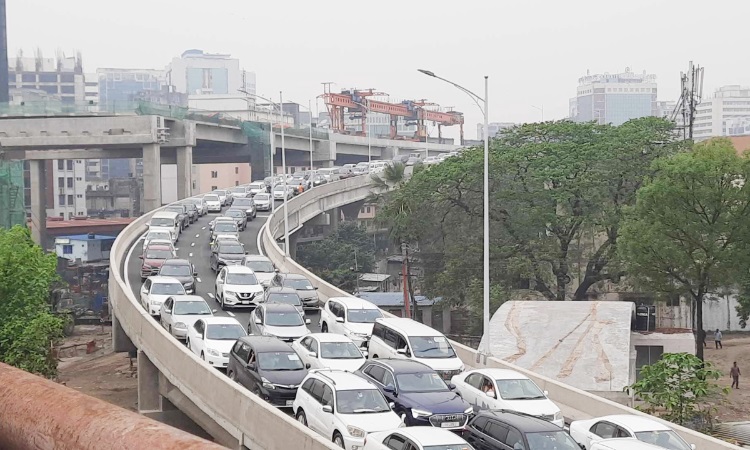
(333, 432, 344, 448)
(200, 351, 205, 360)
(220, 295, 226, 310)
(321, 323, 328, 333)
(372, 354, 378, 359)
(168, 325, 172, 336)
(296, 410, 307, 427)
(186, 338, 191, 350)
(229, 371, 237, 382)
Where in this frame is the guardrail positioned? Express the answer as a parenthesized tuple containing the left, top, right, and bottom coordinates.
(261, 176, 742, 450)
(109, 197, 339, 449)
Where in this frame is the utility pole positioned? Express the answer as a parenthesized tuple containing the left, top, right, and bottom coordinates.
(671, 61, 704, 141)
(401, 242, 411, 319)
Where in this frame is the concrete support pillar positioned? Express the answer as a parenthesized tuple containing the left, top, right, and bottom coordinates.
(176, 146, 193, 200)
(111, 312, 136, 353)
(141, 143, 162, 212)
(288, 232, 299, 260)
(137, 350, 161, 413)
(330, 207, 340, 232)
(28, 160, 47, 248)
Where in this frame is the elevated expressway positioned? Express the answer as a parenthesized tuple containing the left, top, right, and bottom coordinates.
(110, 176, 738, 450)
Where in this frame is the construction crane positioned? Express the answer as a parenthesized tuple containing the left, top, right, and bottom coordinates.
(322, 88, 464, 144)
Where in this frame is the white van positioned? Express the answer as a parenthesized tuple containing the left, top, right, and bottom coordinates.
(148, 211, 180, 243)
(368, 317, 464, 380)
(317, 167, 341, 182)
(368, 161, 389, 174)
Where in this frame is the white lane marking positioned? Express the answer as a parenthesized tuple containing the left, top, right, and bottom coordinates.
(189, 253, 193, 257)
(124, 237, 145, 298)
(227, 311, 236, 317)
(207, 293, 214, 299)
(202, 227, 206, 230)
(196, 277, 202, 283)
(195, 234, 200, 238)
(191, 242, 195, 247)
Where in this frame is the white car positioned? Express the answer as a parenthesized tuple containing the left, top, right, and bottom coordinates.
(591, 440, 667, 450)
(291, 334, 367, 371)
(215, 265, 265, 309)
(186, 317, 247, 369)
(272, 184, 294, 200)
(362, 427, 471, 450)
(142, 230, 174, 250)
(228, 186, 248, 200)
(159, 295, 215, 339)
(570, 415, 696, 450)
(450, 368, 563, 427)
(294, 370, 403, 449)
(142, 238, 175, 254)
(253, 193, 272, 211)
(249, 303, 311, 342)
(212, 189, 230, 206)
(320, 297, 383, 348)
(204, 194, 222, 212)
(247, 182, 266, 197)
(139, 276, 186, 316)
(242, 255, 279, 287)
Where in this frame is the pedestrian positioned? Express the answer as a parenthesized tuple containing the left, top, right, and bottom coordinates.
(730, 362, 740, 389)
(715, 329, 723, 349)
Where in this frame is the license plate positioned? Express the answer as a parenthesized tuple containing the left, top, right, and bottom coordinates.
(285, 400, 294, 407)
(441, 422, 459, 428)
(242, 301, 250, 304)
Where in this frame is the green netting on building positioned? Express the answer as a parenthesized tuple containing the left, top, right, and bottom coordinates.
(0, 160, 26, 229)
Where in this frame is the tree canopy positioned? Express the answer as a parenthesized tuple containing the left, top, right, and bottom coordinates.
(376, 118, 684, 325)
(619, 138, 750, 360)
(0, 226, 64, 377)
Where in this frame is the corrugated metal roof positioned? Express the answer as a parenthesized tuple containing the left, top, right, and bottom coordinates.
(359, 273, 390, 282)
(714, 421, 750, 447)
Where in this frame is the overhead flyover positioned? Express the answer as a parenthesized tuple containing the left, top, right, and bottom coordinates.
(109, 178, 740, 449)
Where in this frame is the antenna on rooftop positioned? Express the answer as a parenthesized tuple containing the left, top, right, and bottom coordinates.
(671, 61, 704, 141)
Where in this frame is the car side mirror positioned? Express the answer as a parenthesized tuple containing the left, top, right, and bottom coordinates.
(314, 286, 319, 290)
(388, 402, 395, 409)
(212, 309, 218, 313)
(163, 309, 171, 314)
(690, 445, 696, 450)
(274, 268, 279, 273)
(397, 347, 408, 355)
(579, 445, 586, 450)
(383, 384, 397, 396)
(246, 362, 256, 371)
(305, 363, 311, 369)
(138, 255, 143, 259)
(322, 405, 333, 414)
(335, 317, 344, 323)
(485, 391, 494, 397)
(543, 390, 549, 396)
(145, 224, 150, 228)
(308, 351, 317, 358)
(193, 271, 198, 276)
(448, 383, 456, 390)
(305, 319, 311, 325)
(254, 318, 262, 325)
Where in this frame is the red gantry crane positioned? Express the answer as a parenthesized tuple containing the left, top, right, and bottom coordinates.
(321, 87, 465, 144)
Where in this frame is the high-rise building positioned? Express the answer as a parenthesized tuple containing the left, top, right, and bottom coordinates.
(97, 68, 165, 111)
(693, 85, 750, 140)
(51, 158, 87, 219)
(477, 122, 516, 140)
(84, 73, 98, 105)
(569, 68, 657, 126)
(9, 52, 84, 104)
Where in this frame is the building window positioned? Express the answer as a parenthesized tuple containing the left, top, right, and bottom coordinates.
(58, 177, 65, 188)
(21, 73, 36, 83)
(58, 195, 66, 205)
(38, 73, 58, 83)
(62, 244, 73, 255)
(76, 194, 82, 198)
(235, 181, 239, 186)
(59, 212, 64, 218)
(57, 160, 64, 170)
(76, 160, 82, 164)
(211, 185, 217, 191)
(76, 177, 82, 181)
(211, 171, 218, 178)
(192, 181, 197, 190)
(78, 211, 84, 216)
(235, 167, 239, 174)
(635, 345, 664, 380)
(61, 85, 75, 94)
(66, 160, 73, 170)
(67, 177, 73, 188)
(60, 73, 75, 83)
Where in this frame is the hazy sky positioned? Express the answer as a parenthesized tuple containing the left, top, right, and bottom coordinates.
(7, 0, 750, 139)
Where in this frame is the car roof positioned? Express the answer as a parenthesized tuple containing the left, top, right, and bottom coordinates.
(243, 254, 272, 262)
(239, 335, 294, 352)
(591, 439, 663, 450)
(145, 239, 172, 246)
(473, 368, 530, 380)
(224, 265, 255, 274)
(146, 229, 171, 235)
(199, 316, 242, 325)
(307, 333, 353, 343)
(152, 211, 179, 219)
(310, 369, 377, 390)
(145, 244, 172, 251)
(282, 273, 310, 281)
(262, 303, 300, 313)
(268, 287, 298, 294)
(367, 358, 433, 373)
(388, 428, 467, 446)
(477, 410, 562, 432)
(374, 317, 444, 336)
(147, 276, 183, 284)
(168, 295, 208, 303)
(591, 415, 672, 432)
(162, 258, 191, 266)
(214, 216, 236, 221)
(327, 296, 379, 310)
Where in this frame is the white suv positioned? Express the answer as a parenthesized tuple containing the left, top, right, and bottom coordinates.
(215, 265, 265, 309)
(319, 297, 383, 348)
(294, 369, 402, 449)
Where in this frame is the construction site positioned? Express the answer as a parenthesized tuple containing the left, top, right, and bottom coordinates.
(0, 159, 25, 229)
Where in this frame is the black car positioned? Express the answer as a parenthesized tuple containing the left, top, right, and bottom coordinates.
(157, 258, 198, 294)
(463, 410, 579, 450)
(355, 359, 473, 431)
(227, 336, 308, 408)
(231, 197, 257, 220)
(225, 208, 248, 231)
(210, 241, 246, 272)
(164, 204, 190, 230)
(181, 202, 199, 223)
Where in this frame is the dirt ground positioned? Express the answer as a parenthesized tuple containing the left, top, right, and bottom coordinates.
(57, 325, 138, 412)
(704, 333, 750, 422)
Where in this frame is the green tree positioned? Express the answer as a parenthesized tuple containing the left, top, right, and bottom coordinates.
(377, 118, 683, 324)
(296, 222, 375, 292)
(0, 226, 64, 378)
(626, 353, 727, 428)
(619, 139, 750, 360)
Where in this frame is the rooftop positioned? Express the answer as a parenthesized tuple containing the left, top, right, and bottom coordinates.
(357, 292, 435, 307)
(56, 234, 116, 242)
(46, 217, 135, 229)
(359, 273, 390, 283)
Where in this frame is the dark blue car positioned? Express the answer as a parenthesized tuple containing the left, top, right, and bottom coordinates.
(355, 359, 473, 431)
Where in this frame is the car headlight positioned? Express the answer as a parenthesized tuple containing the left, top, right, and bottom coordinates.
(150, 299, 162, 305)
(347, 426, 365, 438)
(554, 411, 563, 421)
(174, 322, 187, 329)
(225, 290, 236, 297)
(142, 264, 152, 269)
(206, 348, 221, 357)
(261, 376, 275, 390)
(411, 408, 432, 419)
(460, 365, 465, 372)
(464, 406, 474, 414)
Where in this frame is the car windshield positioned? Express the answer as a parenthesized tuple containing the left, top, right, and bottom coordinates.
(320, 342, 362, 359)
(284, 278, 314, 290)
(347, 308, 382, 323)
(205, 323, 246, 340)
(635, 430, 692, 450)
(257, 351, 304, 371)
(151, 283, 186, 295)
(230, 187, 245, 193)
(265, 311, 304, 327)
(395, 372, 449, 393)
(213, 190, 227, 196)
(173, 301, 212, 315)
(496, 379, 546, 400)
(150, 218, 174, 227)
(226, 210, 244, 218)
(525, 431, 580, 450)
(145, 250, 172, 259)
(267, 293, 301, 306)
(336, 389, 389, 414)
(204, 195, 219, 202)
(254, 194, 270, 201)
(220, 244, 244, 255)
(146, 232, 171, 240)
(226, 273, 259, 285)
(245, 260, 274, 272)
(273, 186, 285, 192)
(165, 207, 183, 214)
(160, 265, 192, 276)
(250, 183, 264, 189)
(233, 199, 253, 206)
(215, 223, 237, 232)
(409, 336, 456, 358)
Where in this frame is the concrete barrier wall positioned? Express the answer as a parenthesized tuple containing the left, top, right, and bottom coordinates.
(110, 201, 339, 450)
(261, 177, 742, 450)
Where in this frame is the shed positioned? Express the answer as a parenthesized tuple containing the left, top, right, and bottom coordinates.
(55, 233, 116, 263)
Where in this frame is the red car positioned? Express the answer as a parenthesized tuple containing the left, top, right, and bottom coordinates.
(140, 244, 176, 280)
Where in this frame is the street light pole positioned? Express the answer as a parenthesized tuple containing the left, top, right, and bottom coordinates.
(418, 69, 491, 356)
(280, 90, 290, 257)
(531, 104, 544, 122)
(308, 99, 314, 171)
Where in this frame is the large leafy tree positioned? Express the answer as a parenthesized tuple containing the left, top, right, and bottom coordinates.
(0, 226, 64, 377)
(377, 118, 683, 324)
(619, 139, 750, 360)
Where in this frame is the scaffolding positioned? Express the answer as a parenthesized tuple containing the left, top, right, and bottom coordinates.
(0, 160, 25, 229)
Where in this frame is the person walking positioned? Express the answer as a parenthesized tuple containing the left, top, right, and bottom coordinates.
(715, 329, 723, 349)
(730, 362, 740, 389)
